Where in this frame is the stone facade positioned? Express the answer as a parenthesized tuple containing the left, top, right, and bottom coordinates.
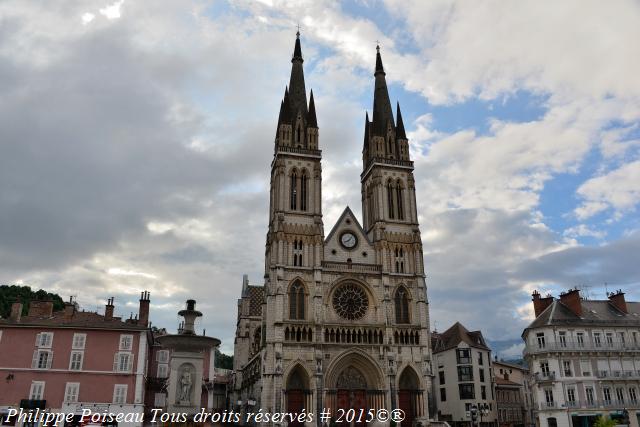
(524, 289, 640, 427)
(432, 323, 497, 427)
(232, 34, 433, 427)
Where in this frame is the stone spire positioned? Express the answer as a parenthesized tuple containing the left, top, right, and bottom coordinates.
(288, 31, 308, 119)
(362, 111, 370, 153)
(371, 44, 394, 137)
(307, 89, 318, 128)
(396, 101, 406, 139)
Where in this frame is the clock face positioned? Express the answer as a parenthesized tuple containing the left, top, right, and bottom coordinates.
(340, 231, 358, 249)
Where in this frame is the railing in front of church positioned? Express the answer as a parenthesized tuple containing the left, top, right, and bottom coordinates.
(321, 261, 382, 273)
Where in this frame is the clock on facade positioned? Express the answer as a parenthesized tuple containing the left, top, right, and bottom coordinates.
(339, 231, 358, 249)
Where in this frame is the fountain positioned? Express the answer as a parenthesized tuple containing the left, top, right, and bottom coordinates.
(156, 300, 221, 414)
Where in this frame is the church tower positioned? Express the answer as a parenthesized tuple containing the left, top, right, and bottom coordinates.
(266, 31, 324, 275)
(361, 45, 424, 278)
(233, 36, 432, 427)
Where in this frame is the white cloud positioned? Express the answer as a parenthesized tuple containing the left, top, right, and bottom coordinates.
(575, 160, 640, 220)
(81, 13, 95, 25)
(99, 0, 124, 20)
(563, 224, 606, 240)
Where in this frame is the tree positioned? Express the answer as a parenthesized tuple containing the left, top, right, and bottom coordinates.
(0, 285, 65, 318)
(215, 349, 233, 369)
(594, 416, 617, 427)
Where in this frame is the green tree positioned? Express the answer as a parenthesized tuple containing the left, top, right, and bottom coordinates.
(0, 285, 65, 318)
(594, 416, 617, 427)
(215, 349, 234, 369)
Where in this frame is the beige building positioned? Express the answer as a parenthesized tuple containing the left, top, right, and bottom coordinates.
(524, 289, 640, 427)
(232, 33, 433, 427)
(492, 360, 533, 427)
(432, 323, 497, 427)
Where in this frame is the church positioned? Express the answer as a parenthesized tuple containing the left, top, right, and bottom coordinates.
(233, 32, 433, 427)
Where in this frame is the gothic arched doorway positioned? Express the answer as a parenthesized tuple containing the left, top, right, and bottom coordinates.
(325, 352, 385, 427)
(286, 365, 311, 427)
(398, 366, 422, 427)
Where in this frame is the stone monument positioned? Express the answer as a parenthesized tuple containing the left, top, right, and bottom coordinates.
(157, 300, 221, 415)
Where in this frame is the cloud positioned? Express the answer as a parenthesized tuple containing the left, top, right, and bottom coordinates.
(1, 0, 640, 349)
(575, 160, 640, 220)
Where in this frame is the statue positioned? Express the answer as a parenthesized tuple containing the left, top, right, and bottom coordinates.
(178, 367, 193, 403)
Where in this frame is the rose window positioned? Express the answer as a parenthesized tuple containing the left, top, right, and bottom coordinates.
(332, 283, 368, 320)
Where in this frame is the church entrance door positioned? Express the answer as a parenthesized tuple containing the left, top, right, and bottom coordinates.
(287, 390, 305, 427)
(336, 366, 369, 427)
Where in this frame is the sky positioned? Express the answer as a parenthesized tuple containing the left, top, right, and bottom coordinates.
(1, 0, 639, 357)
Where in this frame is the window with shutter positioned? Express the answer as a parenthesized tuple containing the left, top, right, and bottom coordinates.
(69, 351, 83, 371)
(33, 350, 52, 369)
(113, 385, 127, 404)
(157, 364, 168, 378)
(64, 383, 80, 402)
(114, 353, 132, 372)
(37, 332, 53, 348)
(119, 334, 133, 351)
(156, 350, 169, 363)
(72, 333, 86, 350)
(29, 382, 45, 400)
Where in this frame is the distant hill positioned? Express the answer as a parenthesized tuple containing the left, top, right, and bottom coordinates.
(0, 285, 65, 318)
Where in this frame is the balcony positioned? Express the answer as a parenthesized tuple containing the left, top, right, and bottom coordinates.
(539, 402, 561, 410)
(534, 372, 556, 382)
(537, 400, 640, 411)
(525, 340, 640, 355)
(596, 370, 640, 380)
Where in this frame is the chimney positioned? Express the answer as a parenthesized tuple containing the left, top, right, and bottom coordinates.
(64, 297, 76, 319)
(559, 288, 582, 317)
(532, 290, 554, 317)
(105, 297, 115, 320)
(138, 291, 150, 327)
(608, 290, 628, 314)
(28, 300, 54, 317)
(10, 302, 23, 322)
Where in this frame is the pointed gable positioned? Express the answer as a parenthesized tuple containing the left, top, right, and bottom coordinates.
(324, 206, 374, 264)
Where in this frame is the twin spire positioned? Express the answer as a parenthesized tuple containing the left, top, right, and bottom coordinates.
(276, 31, 317, 137)
(276, 33, 408, 163)
(363, 44, 409, 166)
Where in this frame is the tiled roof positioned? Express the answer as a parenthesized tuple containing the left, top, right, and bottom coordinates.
(524, 299, 640, 334)
(432, 322, 490, 353)
(247, 286, 265, 317)
(0, 310, 147, 330)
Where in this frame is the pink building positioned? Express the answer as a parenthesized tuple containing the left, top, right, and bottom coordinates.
(0, 293, 151, 427)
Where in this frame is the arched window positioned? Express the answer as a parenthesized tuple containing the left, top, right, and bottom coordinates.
(293, 240, 303, 267)
(290, 170, 298, 210)
(395, 246, 405, 273)
(387, 180, 395, 219)
(289, 281, 305, 320)
(396, 179, 404, 220)
(395, 286, 410, 323)
(300, 171, 308, 211)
